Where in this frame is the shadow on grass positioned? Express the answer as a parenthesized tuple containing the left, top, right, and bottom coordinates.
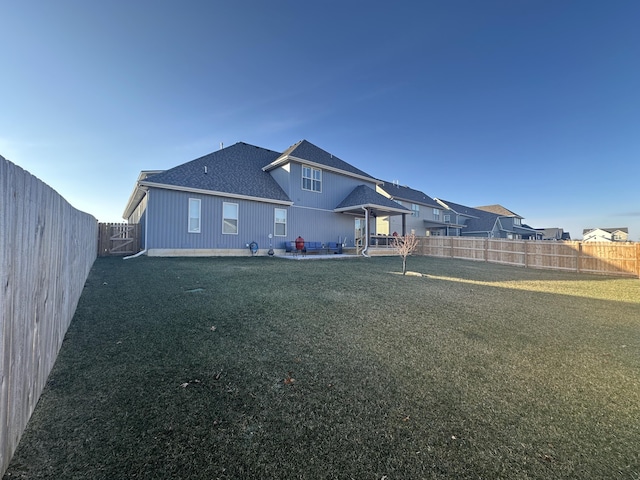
(4, 256, 639, 479)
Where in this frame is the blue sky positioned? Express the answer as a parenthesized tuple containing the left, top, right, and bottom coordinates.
(2, 1, 639, 240)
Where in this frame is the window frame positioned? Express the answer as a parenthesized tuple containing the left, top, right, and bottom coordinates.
(188, 198, 201, 233)
(302, 165, 322, 192)
(433, 208, 441, 220)
(411, 203, 420, 217)
(274, 208, 287, 237)
(222, 202, 239, 235)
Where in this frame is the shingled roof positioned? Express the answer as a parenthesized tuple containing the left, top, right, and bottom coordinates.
(378, 181, 440, 207)
(475, 204, 522, 217)
(436, 199, 500, 233)
(335, 185, 410, 215)
(141, 142, 291, 203)
(265, 140, 377, 181)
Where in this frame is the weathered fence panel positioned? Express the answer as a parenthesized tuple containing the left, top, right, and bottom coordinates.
(415, 237, 639, 277)
(98, 223, 140, 256)
(0, 155, 97, 476)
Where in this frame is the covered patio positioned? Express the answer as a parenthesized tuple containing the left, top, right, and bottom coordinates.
(334, 185, 410, 255)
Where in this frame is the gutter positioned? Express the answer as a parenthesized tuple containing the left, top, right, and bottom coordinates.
(123, 190, 150, 260)
(361, 207, 369, 257)
(123, 249, 147, 260)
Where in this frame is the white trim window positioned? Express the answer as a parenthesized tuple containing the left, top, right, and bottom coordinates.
(302, 165, 322, 192)
(411, 204, 420, 217)
(443, 214, 451, 223)
(222, 202, 238, 235)
(514, 217, 521, 226)
(188, 198, 201, 233)
(274, 208, 287, 236)
(433, 208, 441, 220)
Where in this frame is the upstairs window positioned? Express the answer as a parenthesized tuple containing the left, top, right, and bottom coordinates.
(188, 198, 201, 233)
(443, 214, 451, 223)
(274, 208, 287, 236)
(433, 208, 441, 220)
(222, 202, 238, 235)
(411, 204, 420, 217)
(514, 217, 521, 226)
(302, 165, 322, 192)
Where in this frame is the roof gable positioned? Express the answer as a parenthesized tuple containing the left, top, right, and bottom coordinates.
(265, 140, 377, 181)
(142, 142, 290, 203)
(335, 185, 410, 215)
(583, 227, 628, 234)
(475, 204, 522, 218)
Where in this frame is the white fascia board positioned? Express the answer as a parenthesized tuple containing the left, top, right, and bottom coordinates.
(264, 154, 380, 185)
(334, 203, 409, 214)
(434, 199, 480, 219)
(122, 170, 165, 219)
(140, 181, 294, 206)
(262, 154, 289, 171)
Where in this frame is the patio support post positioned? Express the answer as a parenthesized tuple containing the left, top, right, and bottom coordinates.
(402, 213, 407, 236)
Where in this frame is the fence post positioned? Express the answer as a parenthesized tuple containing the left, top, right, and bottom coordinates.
(484, 238, 489, 262)
(636, 243, 640, 278)
(524, 240, 529, 268)
(576, 242, 582, 274)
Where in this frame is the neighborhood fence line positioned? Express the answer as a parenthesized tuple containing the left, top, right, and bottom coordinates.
(414, 236, 640, 277)
(0, 156, 98, 476)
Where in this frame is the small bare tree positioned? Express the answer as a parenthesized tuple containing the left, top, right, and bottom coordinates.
(392, 233, 419, 275)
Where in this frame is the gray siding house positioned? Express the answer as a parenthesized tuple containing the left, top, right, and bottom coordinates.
(376, 182, 464, 236)
(123, 140, 408, 256)
(434, 200, 540, 239)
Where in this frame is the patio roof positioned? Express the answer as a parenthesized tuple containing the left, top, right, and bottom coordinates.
(334, 185, 410, 217)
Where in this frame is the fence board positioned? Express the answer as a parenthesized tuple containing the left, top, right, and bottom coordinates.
(416, 236, 639, 277)
(98, 223, 140, 256)
(0, 156, 97, 476)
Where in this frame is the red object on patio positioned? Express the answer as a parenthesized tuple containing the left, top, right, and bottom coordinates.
(295, 236, 305, 251)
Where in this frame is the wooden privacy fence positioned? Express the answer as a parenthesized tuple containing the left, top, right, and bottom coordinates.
(98, 223, 140, 256)
(0, 156, 97, 477)
(415, 236, 640, 277)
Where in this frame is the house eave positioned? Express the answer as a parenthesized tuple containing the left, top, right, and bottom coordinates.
(263, 155, 380, 185)
(140, 181, 294, 206)
(424, 220, 465, 228)
(334, 203, 409, 215)
(122, 170, 164, 220)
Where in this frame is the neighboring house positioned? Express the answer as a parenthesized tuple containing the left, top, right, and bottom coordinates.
(123, 140, 409, 256)
(434, 200, 540, 239)
(375, 182, 462, 236)
(535, 227, 571, 241)
(582, 227, 629, 242)
(474, 204, 541, 239)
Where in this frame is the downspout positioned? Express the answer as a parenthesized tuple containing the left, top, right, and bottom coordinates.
(124, 188, 149, 260)
(361, 207, 369, 257)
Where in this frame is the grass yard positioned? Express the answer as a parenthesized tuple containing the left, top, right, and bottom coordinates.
(4, 256, 640, 479)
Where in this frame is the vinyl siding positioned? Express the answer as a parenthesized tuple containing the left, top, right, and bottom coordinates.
(127, 193, 147, 224)
(146, 187, 362, 251)
(287, 162, 377, 210)
(383, 201, 429, 236)
(285, 206, 358, 248)
(146, 188, 287, 250)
